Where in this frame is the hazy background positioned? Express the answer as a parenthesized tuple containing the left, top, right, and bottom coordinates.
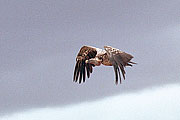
(0, 0, 180, 117)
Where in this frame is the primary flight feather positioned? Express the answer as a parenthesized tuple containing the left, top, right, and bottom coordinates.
(73, 45, 136, 84)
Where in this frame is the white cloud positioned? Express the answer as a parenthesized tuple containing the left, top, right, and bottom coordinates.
(1, 84, 180, 120)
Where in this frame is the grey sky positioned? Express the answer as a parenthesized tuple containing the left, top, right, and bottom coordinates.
(0, 0, 180, 115)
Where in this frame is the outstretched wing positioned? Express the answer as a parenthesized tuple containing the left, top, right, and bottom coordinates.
(73, 46, 97, 83)
(104, 46, 136, 84)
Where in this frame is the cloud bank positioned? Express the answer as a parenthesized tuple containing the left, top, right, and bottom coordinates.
(1, 84, 180, 120)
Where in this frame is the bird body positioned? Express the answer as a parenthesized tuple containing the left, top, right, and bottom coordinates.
(73, 45, 136, 84)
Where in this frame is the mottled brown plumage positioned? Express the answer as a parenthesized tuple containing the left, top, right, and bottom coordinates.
(73, 45, 136, 84)
(73, 46, 97, 83)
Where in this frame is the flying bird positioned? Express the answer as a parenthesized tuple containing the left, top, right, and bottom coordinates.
(73, 45, 136, 84)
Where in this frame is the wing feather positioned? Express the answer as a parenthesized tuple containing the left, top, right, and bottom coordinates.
(85, 63, 90, 78)
(114, 57, 126, 79)
(73, 61, 79, 81)
(75, 61, 81, 82)
(79, 61, 83, 84)
(117, 66, 121, 84)
(113, 63, 121, 84)
(89, 64, 93, 73)
(113, 65, 118, 85)
(82, 61, 86, 82)
(73, 46, 97, 83)
(104, 46, 136, 84)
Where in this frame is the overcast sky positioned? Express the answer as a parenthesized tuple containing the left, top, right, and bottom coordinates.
(0, 0, 180, 117)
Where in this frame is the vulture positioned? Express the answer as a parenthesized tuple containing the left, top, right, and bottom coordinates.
(73, 45, 136, 84)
